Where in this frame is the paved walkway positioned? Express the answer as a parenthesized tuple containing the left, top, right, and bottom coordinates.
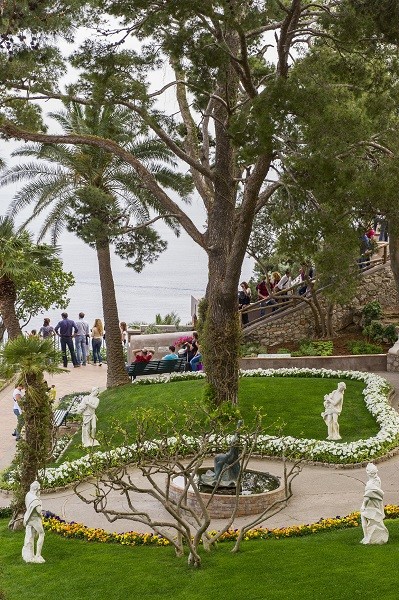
(0, 363, 108, 471)
(1, 368, 399, 534)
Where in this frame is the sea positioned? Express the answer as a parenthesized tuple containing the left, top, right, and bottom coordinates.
(24, 228, 253, 332)
(16, 216, 254, 333)
(1, 152, 254, 334)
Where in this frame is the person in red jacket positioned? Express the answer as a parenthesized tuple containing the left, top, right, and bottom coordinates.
(133, 348, 153, 363)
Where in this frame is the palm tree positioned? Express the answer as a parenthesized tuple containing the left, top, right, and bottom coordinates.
(0, 336, 63, 527)
(0, 102, 192, 387)
(0, 217, 62, 339)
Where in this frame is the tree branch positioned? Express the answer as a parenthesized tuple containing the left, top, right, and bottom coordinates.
(0, 122, 206, 248)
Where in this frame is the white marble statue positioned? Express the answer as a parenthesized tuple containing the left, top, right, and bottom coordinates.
(22, 481, 45, 563)
(77, 386, 100, 447)
(321, 381, 346, 440)
(360, 463, 389, 545)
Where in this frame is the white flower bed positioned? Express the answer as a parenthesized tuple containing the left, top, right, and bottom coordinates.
(37, 368, 398, 489)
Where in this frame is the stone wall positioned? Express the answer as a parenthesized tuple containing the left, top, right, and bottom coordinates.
(127, 330, 194, 362)
(240, 355, 387, 372)
(245, 263, 399, 348)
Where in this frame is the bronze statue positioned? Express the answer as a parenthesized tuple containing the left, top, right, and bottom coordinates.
(201, 420, 243, 488)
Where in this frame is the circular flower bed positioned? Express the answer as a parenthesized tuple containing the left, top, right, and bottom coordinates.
(2, 369, 397, 490)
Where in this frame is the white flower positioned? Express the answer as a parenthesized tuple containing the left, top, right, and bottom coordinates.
(35, 368, 399, 488)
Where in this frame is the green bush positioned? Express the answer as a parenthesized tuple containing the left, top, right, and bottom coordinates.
(292, 340, 333, 357)
(240, 342, 268, 356)
(277, 348, 291, 354)
(363, 320, 398, 344)
(383, 324, 398, 344)
(362, 301, 382, 326)
(348, 340, 383, 355)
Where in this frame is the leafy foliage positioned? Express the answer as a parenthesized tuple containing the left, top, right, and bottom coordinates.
(0, 335, 63, 521)
(348, 340, 384, 355)
(0, 217, 73, 335)
(292, 340, 334, 357)
(155, 312, 181, 327)
(363, 321, 398, 345)
(362, 301, 383, 326)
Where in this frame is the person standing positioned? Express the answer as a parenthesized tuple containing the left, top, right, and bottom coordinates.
(39, 318, 54, 339)
(238, 281, 251, 325)
(120, 322, 128, 345)
(54, 312, 79, 368)
(12, 384, 24, 440)
(276, 269, 292, 301)
(91, 318, 104, 366)
(75, 312, 90, 366)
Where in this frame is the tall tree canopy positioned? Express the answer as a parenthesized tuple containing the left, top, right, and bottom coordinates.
(1, 101, 191, 387)
(1, 1, 399, 402)
(0, 217, 73, 338)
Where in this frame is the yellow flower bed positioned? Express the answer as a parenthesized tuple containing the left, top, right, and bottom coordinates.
(42, 505, 399, 547)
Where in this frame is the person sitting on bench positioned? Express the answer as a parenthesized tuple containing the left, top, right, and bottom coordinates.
(162, 345, 178, 360)
(133, 348, 153, 363)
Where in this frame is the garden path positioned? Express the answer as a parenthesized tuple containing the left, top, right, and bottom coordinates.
(1, 369, 399, 534)
(0, 363, 107, 472)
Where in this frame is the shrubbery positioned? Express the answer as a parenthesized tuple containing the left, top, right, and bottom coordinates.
(348, 340, 384, 355)
(292, 340, 333, 357)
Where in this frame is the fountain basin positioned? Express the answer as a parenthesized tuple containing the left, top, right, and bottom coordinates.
(169, 469, 286, 518)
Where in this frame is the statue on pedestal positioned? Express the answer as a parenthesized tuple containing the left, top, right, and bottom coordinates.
(321, 382, 346, 440)
(78, 387, 100, 447)
(22, 481, 45, 563)
(200, 420, 243, 488)
(360, 463, 389, 545)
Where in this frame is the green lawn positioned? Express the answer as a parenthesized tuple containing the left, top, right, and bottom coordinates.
(0, 518, 398, 600)
(60, 377, 376, 462)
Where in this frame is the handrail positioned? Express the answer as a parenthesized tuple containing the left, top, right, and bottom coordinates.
(241, 249, 391, 328)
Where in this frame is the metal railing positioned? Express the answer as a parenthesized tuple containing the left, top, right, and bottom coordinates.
(241, 242, 390, 329)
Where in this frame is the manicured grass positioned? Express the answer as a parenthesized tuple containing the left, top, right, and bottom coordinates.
(0, 518, 398, 599)
(60, 377, 375, 462)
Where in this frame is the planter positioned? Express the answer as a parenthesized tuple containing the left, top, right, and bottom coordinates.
(239, 354, 387, 372)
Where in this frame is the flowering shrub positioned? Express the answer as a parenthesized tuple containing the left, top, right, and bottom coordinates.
(1, 368, 396, 490)
(42, 512, 170, 546)
(174, 335, 193, 347)
(38, 505, 399, 547)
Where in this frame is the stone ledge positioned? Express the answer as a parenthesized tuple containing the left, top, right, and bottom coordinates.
(239, 354, 387, 371)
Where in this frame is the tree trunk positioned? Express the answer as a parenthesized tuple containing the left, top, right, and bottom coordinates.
(96, 241, 130, 388)
(10, 374, 52, 528)
(203, 264, 241, 405)
(0, 275, 21, 339)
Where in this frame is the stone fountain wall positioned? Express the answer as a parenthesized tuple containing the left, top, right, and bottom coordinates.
(169, 477, 287, 518)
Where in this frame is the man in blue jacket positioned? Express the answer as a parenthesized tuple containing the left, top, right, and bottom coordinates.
(55, 312, 79, 368)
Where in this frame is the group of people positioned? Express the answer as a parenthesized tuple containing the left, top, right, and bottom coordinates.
(238, 264, 315, 324)
(132, 331, 202, 372)
(359, 219, 390, 270)
(178, 331, 202, 371)
(36, 312, 105, 368)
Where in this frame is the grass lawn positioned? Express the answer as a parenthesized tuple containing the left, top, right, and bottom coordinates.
(0, 517, 398, 600)
(60, 377, 376, 462)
